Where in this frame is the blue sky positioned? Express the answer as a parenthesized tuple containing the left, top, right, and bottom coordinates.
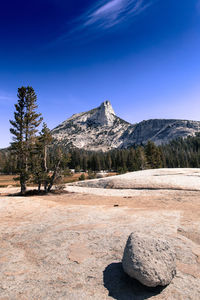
(0, 0, 200, 148)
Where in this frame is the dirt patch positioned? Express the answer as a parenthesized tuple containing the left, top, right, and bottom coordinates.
(68, 243, 91, 264)
(0, 175, 18, 187)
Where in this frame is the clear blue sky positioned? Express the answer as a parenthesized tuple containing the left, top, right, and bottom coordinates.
(1, 0, 200, 148)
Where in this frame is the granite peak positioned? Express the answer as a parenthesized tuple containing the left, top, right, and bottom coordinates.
(52, 102, 200, 151)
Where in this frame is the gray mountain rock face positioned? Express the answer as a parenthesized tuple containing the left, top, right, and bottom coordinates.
(52, 101, 200, 151)
(52, 101, 131, 151)
(122, 232, 176, 287)
(123, 119, 200, 147)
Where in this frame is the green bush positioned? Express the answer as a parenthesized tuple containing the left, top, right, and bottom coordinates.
(79, 173, 86, 181)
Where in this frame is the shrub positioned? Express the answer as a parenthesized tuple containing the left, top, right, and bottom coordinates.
(79, 173, 86, 181)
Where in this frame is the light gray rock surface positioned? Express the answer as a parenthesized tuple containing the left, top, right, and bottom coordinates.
(52, 100, 130, 151)
(51, 101, 200, 151)
(122, 232, 176, 287)
(70, 168, 200, 192)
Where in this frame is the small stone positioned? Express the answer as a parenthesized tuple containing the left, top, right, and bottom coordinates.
(122, 232, 176, 287)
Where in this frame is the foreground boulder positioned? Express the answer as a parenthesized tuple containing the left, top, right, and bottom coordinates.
(122, 232, 176, 287)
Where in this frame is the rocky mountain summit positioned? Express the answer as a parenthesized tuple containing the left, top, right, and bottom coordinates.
(52, 101, 200, 151)
(52, 101, 130, 151)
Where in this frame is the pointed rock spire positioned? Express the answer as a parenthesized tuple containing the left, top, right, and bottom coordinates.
(88, 100, 116, 126)
(100, 100, 115, 116)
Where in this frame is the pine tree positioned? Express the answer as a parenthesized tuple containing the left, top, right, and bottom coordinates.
(0, 152, 3, 173)
(10, 87, 27, 193)
(145, 141, 162, 169)
(24, 86, 43, 170)
(32, 123, 52, 191)
(39, 123, 52, 173)
(134, 146, 147, 170)
(10, 86, 42, 194)
(82, 155, 88, 172)
(106, 153, 112, 171)
(127, 148, 136, 171)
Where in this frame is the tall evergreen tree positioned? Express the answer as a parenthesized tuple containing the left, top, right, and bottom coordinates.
(82, 155, 88, 172)
(24, 87, 43, 170)
(134, 146, 147, 170)
(127, 148, 136, 171)
(106, 153, 112, 171)
(10, 87, 27, 193)
(145, 141, 162, 169)
(32, 123, 52, 191)
(39, 123, 52, 174)
(10, 86, 42, 194)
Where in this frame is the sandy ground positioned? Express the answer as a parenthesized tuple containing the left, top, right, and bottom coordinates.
(0, 169, 200, 299)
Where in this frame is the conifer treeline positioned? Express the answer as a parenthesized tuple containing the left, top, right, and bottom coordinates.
(68, 142, 160, 173)
(67, 134, 200, 173)
(1, 132, 200, 175)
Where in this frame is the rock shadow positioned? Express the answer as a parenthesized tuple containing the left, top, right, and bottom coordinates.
(103, 263, 166, 300)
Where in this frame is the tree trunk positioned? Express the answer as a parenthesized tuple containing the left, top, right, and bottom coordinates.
(44, 145, 47, 173)
(44, 181, 48, 193)
(47, 161, 60, 192)
(20, 177, 26, 195)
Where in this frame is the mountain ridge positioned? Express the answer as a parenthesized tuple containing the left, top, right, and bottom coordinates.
(52, 101, 200, 151)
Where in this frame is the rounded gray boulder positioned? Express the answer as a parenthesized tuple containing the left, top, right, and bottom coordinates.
(122, 232, 176, 287)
